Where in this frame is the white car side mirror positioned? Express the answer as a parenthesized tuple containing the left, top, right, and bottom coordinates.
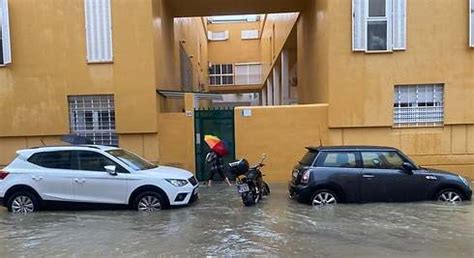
(104, 165, 117, 176)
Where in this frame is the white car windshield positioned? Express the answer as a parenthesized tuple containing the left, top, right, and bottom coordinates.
(107, 149, 158, 171)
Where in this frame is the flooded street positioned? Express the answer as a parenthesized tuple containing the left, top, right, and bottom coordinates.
(0, 183, 473, 257)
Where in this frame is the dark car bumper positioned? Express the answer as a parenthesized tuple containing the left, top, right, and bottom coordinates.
(465, 188, 472, 201)
(288, 181, 313, 203)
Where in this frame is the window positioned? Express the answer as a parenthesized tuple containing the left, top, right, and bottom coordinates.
(107, 149, 157, 171)
(28, 151, 74, 170)
(0, 0, 12, 65)
(320, 152, 357, 168)
(77, 151, 126, 172)
(209, 64, 234, 86)
(394, 84, 444, 127)
(299, 150, 319, 166)
(84, 0, 113, 63)
(367, 0, 390, 51)
(68, 95, 118, 146)
(208, 31, 229, 41)
(235, 63, 261, 85)
(361, 151, 405, 169)
(470, 0, 474, 47)
(241, 30, 259, 40)
(352, 0, 406, 52)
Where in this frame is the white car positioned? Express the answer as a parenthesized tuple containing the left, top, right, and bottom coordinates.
(0, 145, 199, 213)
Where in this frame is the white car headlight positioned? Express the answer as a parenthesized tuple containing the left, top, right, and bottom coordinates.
(459, 176, 470, 187)
(166, 179, 189, 187)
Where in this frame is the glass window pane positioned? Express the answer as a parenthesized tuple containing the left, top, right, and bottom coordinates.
(369, 0, 386, 17)
(367, 21, 388, 51)
(28, 151, 74, 170)
(78, 151, 117, 172)
(321, 152, 357, 168)
(362, 152, 405, 169)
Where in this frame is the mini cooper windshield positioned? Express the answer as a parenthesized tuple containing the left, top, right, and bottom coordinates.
(107, 149, 158, 171)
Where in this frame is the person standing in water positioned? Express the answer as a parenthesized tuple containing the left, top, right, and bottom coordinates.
(206, 150, 232, 187)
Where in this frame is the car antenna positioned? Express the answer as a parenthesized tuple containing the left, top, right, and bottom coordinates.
(40, 138, 46, 146)
(319, 138, 323, 147)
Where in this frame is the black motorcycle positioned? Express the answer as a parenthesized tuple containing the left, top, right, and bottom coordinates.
(229, 154, 270, 206)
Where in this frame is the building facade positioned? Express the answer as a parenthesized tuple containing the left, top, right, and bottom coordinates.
(1, 0, 474, 180)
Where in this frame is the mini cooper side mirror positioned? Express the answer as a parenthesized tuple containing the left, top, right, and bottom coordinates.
(104, 165, 118, 176)
(401, 162, 415, 174)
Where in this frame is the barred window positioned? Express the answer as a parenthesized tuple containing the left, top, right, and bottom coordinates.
(209, 64, 234, 86)
(394, 84, 444, 127)
(68, 95, 118, 146)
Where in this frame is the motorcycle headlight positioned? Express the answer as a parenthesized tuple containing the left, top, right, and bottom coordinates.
(166, 179, 189, 187)
(459, 176, 471, 187)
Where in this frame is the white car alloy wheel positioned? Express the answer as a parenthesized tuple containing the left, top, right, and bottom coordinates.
(437, 190, 463, 204)
(11, 195, 35, 214)
(312, 191, 337, 206)
(138, 195, 162, 212)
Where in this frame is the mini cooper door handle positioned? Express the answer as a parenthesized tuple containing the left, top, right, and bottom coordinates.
(363, 174, 375, 178)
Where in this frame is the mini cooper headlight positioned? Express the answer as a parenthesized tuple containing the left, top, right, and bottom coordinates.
(459, 176, 471, 187)
(166, 179, 189, 187)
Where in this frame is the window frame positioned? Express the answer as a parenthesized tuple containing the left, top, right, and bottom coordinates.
(470, 0, 474, 47)
(74, 150, 129, 173)
(28, 151, 76, 170)
(0, 0, 12, 66)
(366, 0, 393, 53)
(234, 62, 262, 85)
(68, 95, 118, 146)
(316, 151, 361, 168)
(393, 84, 445, 128)
(209, 64, 234, 86)
(84, 0, 114, 63)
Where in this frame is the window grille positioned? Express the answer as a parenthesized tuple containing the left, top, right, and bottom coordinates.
(68, 95, 118, 146)
(393, 84, 444, 127)
(209, 64, 234, 86)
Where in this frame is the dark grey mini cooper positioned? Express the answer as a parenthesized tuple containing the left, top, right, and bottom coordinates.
(289, 146, 472, 206)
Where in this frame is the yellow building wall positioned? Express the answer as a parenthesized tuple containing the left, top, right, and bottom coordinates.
(323, 0, 474, 128)
(328, 125, 474, 179)
(208, 21, 261, 64)
(0, 0, 159, 137)
(260, 13, 300, 82)
(235, 104, 329, 182)
(0, 136, 63, 167)
(297, 0, 329, 104)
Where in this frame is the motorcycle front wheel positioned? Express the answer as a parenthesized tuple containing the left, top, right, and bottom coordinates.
(263, 182, 270, 196)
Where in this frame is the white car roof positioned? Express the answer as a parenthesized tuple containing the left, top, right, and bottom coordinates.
(16, 145, 120, 157)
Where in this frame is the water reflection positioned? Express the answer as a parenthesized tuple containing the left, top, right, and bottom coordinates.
(0, 184, 472, 257)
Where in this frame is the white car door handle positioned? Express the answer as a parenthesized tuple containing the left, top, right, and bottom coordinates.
(32, 176, 43, 181)
(74, 178, 81, 184)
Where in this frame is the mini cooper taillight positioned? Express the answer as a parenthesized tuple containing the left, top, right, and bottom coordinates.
(300, 170, 311, 185)
(0, 171, 9, 180)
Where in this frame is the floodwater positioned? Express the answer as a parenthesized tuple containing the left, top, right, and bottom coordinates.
(0, 183, 473, 257)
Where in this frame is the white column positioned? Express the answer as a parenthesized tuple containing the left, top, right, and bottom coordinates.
(281, 49, 290, 105)
(262, 87, 267, 106)
(267, 77, 274, 106)
(272, 64, 281, 105)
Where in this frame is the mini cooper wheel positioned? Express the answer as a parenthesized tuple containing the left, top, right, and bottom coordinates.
(436, 189, 463, 204)
(134, 191, 165, 212)
(311, 190, 338, 207)
(7, 191, 39, 214)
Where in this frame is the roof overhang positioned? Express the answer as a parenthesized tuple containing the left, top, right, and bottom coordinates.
(157, 90, 223, 101)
